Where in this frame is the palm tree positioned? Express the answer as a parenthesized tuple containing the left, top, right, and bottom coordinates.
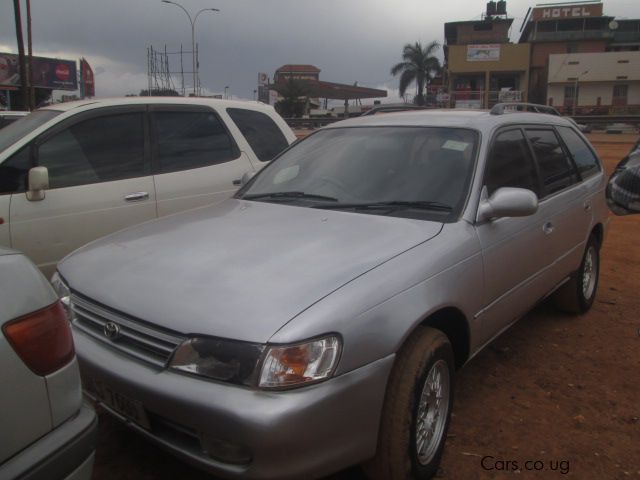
(391, 41, 442, 106)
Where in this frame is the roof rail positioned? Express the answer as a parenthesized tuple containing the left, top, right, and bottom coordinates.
(490, 103, 560, 116)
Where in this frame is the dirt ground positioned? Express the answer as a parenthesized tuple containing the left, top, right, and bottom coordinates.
(91, 135, 639, 480)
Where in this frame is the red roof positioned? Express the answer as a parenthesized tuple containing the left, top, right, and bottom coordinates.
(275, 64, 321, 73)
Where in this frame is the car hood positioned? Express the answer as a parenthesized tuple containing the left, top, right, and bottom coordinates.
(59, 199, 443, 343)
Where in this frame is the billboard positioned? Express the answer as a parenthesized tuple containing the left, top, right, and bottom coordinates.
(0, 53, 77, 91)
(531, 3, 603, 21)
(80, 58, 95, 97)
(467, 44, 501, 62)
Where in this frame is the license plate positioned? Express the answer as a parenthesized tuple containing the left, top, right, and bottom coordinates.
(91, 379, 151, 430)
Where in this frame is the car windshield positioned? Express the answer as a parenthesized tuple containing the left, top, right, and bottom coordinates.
(0, 110, 61, 154)
(239, 126, 478, 221)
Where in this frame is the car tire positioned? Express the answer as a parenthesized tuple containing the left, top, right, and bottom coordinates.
(363, 326, 454, 480)
(553, 235, 600, 314)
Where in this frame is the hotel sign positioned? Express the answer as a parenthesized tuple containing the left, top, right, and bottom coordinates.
(532, 3, 603, 21)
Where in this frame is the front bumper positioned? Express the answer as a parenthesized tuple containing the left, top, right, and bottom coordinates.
(74, 328, 394, 480)
(0, 403, 97, 480)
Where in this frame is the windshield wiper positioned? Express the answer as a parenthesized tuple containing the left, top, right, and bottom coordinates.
(242, 191, 339, 202)
(313, 200, 452, 211)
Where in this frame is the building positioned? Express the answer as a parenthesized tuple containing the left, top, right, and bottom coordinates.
(547, 51, 640, 114)
(444, 11, 531, 109)
(518, 1, 640, 105)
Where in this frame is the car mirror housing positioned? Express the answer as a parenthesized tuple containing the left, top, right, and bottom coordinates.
(606, 147, 640, 216)
(478, 187, 538, 222)
(26, 166, 49, 201)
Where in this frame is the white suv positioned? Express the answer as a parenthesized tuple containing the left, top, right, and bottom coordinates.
(0, 98, 296, 277)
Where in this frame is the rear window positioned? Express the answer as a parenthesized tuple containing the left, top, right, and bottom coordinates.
(556, 126, 600, 179)
(227, 108, 289, 162)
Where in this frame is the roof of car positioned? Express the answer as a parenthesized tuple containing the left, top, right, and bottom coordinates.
(40, 97, 274, 113)
(327, 109, 576, 131)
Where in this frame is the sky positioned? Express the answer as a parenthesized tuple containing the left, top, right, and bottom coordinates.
(0, 0, 638, 103)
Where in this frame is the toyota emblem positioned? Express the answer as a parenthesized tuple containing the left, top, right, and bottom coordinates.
(103, 322, 121, 340)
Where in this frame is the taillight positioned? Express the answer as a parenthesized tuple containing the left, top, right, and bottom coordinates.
(2, 301, 75, 376)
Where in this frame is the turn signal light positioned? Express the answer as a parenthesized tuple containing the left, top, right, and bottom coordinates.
(3, 301, 75, 376)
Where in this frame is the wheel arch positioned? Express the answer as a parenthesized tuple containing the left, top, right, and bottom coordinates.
(419, 307, 470, 370)
(590, 222, 604, 249)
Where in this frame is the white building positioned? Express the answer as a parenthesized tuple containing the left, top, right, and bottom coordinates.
(547, 51, 640, 114)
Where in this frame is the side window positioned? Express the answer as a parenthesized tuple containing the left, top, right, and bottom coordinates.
(485, 129, 540, 197)
(153, 110, 238, 174)
(525, 129, 579, 196)
(38, 112, 147, 189)
(556, 126, 601, 179)
(226, 108, 289, 162)
(0, 147, 31, 195)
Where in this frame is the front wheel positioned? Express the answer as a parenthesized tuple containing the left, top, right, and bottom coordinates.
(553, 235, 600, 313)
(363, 327, 454, 480)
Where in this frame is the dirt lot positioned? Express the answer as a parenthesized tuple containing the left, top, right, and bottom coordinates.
(92, 135, 639, 480)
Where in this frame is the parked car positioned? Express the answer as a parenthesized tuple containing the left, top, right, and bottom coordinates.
(0, 247, 97, 480)
(55, 105, 610, 480)
(607, 136, 640, 215)
(0, 111, 28, 129)
(0, 97, 296, 277)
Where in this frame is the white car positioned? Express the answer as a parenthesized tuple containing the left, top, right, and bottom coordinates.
(0, 247, 97, 480)
(0, 97, 296, 277)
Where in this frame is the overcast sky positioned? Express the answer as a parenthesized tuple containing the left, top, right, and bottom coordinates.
(0, 0, 637, 102)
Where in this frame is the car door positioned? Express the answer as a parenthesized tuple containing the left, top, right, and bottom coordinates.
(150, 105, 256, 217)
(9, 106, 156, 277)
(523, 127, 586, 285)
(475, 127, 551, 346)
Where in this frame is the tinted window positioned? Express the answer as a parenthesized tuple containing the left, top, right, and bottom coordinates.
(227, 108, 289, 162)
(485, 129, 539, 196)
(525, 129, 578, 196)
(556, 126, 600, 178)
(153, 111, 238, 174)
(0, 146, 31, 194)
(38, 113, 147, 189)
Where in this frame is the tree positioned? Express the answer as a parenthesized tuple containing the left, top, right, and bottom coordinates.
(273, 77, 309, 118)
(391, 41, 442, 106)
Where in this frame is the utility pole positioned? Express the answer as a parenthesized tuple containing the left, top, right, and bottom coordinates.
(26, 0, 35, 110)
(12, 0, 29, 111)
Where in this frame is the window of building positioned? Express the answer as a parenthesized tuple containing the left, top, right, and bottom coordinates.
(485, 129, 540, 197)
(558, 19, 583, 32)
(525, 129, 579, 195)
(38, 113, 147, 189)
(537, 20, 556, 33)
(613, 85, 628, 106)
(153, 110, 239, 174)
(585, 18, 606, 30)
(556, 126, 600, 178)
(564, 85, 578, 108)
(227, 108, 289, 162)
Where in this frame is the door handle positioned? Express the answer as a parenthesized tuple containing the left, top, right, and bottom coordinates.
(543, 222, 554, 235)
(232, 179, 242, 186)
(124, 192, 149, 202)
(584, 201, 592, 212)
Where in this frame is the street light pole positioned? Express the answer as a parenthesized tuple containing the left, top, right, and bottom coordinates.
(573, 70, 588, 117)
(161, 1, 219, 96)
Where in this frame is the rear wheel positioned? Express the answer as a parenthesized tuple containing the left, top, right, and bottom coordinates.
(553, 235, 600, 313)
(363, 327, 454, 480)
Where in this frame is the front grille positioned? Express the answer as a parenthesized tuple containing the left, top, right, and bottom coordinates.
(71, 293, 184, 367)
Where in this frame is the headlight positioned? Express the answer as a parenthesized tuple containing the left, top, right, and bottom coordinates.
(169, 334, 342, 390)
(258, 335, 341, 389)
(169, 337, 265, 386)
(50, 272, 72, 319)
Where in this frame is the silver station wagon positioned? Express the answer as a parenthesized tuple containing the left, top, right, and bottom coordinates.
(55, 105, 610, 480)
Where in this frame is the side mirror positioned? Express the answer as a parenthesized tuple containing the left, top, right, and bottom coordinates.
(478, 187, 538, 222)
(606, 144, 640, 215)
(240, 171, 256, 186)
(26, 166, 49, 201)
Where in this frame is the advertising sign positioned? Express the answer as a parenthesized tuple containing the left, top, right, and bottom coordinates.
(80, 58, 95, 97)
(531, 3, 603, 21)
(258, 72, 268, 86)
(467, 44, 501, 62)
(268, 89, 278, 106)
(0, 53, 77, 91)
